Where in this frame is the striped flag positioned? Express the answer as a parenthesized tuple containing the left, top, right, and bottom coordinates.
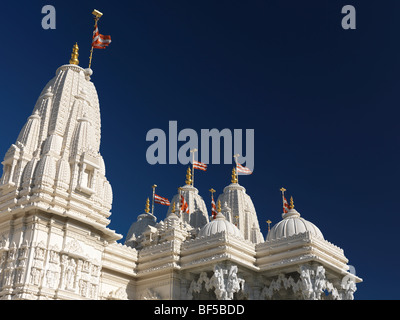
(180, 194, 189, 214)
(283, 196, 290, 213)
(154, 194, 170, 206)
(236, 163, 252, 175)
(193, 160, 207, 171)
(211, 194, 217, 219)
(92, 25, 111, 49)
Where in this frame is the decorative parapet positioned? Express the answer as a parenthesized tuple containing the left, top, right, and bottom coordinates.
(256, 231, 349, 274)
(181, 231, 256, 270)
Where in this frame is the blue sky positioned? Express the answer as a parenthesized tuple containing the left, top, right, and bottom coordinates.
(1, 0, 399, 299)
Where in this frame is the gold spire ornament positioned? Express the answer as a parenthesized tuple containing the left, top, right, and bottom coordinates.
(266, 220, 272, 232)
(290, 196, 294, 209)
(231, 168, 238, 184)
(69, 43, 79, 65)
(185, 167, 192, 185)
(217, 199, 222, 213)
(171, 202, 176, 213)
(144, 198, 150, 213)
(92, 9, 103, 19)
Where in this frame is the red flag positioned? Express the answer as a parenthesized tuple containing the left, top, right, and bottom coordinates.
(92, 25, 111, 49)
(283, 196, 290, 213)
(154, 194, 170, 206)
(180, 194, 189, 214)
(211, 194, 217, 219)
(193, 160, 207, 171)
(236, 163, 252, 175)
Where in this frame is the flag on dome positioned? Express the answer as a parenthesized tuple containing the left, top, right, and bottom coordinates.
(193, 160, 207, 171)
(283, 196, 290, 213)
(92, 25, 111, 49)
(154, 194, 170, 206)
(211, 194, 217, 219)
(180, 194, 189, 214)
(236, 163, 252, 175)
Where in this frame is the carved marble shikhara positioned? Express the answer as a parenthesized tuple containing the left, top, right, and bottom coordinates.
(0, 60, 362, 300)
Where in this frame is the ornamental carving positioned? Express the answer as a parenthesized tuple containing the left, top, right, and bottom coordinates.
(259, 264, 356, 300)
(187, 264, 245, 300)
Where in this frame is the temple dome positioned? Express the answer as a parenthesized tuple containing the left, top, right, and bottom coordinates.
(125, 199, 157, 248)
(125, 213, 157, 247)
(199, 212, 243, 239)
(167, 183, 209, 229)
(266, 207, 324, 241)
(217, 181, 264, 244)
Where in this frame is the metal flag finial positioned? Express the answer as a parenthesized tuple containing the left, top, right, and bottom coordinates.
(92, 9, 103, 18)
(266, 220, 272, 232)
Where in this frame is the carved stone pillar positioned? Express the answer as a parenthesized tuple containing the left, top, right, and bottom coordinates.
(187, 263, 245, 300)
(298, 264, 327, 300)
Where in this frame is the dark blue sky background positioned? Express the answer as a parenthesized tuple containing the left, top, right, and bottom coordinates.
(1, 0, 399, 299)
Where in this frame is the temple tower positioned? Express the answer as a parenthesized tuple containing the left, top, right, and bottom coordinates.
(0, 45, 121, 300)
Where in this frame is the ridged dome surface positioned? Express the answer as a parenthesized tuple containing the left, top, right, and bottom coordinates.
(199, 213, 243, 239)
(266, 209, 324, 241)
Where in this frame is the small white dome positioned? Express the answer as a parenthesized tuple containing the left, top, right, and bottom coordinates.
(266, 208, 324, 241)
(125, 213, 157, 247)
(199, 212, 243, 239)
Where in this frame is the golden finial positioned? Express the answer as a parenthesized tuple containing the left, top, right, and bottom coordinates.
(231, 168, 238, 184)
(69, 42, 79, 65)
(290, 196, 294, 209)
(217, 200, 222, 213)
(266, 220, 272, 232)
(171, 201, 176, 213)
(209, 188, 216, 194)
(280, 187, 286, 194)
(144, 198, 150, 213)
(185, 167, 192, 185)
(92, 9, 103, 19)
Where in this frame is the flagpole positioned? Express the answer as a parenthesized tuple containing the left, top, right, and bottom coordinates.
(88, 9, 103, 69)
(151, 184, 157, 215)
(266, 220, 272, 232)
(190, 148, 197, 187)
(280, 187, 286, 212)
(178, 187, 182, 216)
(209, 188, 216, 220)
(233, 154, 240, 184)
